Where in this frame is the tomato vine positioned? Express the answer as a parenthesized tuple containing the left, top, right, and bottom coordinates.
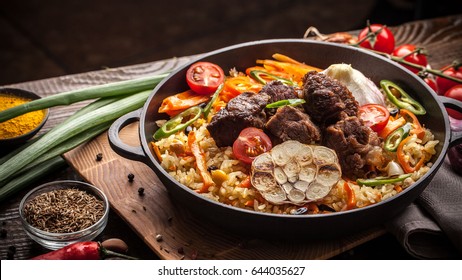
(303, 26, 462, 86)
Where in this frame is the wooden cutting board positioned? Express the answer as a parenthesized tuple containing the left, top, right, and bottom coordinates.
(63, 122, 386, 260)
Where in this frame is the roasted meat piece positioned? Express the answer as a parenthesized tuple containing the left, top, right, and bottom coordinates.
(266, 105, 321, 145)
(207, 91, 270, 147)
(323, 116, 381, 180)
(302, 71, 359, 125)
(260, 80, 298, 103)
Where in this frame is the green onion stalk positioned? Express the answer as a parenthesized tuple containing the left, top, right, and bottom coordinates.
(0, 74, 168, 123)
(0, 90, 152, 186)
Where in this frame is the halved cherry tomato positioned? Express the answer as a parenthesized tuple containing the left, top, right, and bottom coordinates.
(232, 127, 272, 165)
(358, 104, 390, 132)
(358, 23, 395, 54)
(392, 44, 428, 74)
(436, 65, 462, 95)
(186, 62, 225, 95)
(444, 84, 462, 119)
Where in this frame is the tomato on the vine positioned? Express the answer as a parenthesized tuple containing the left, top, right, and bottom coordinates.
(358, 23, 395, 54)
(392, 44, 428, 74)
(186, 62, 225, 95)
(435, 65, 462, 95)
(424, 77, 438, 93)
(358, 104, 390, 132)
(444, 85, 462, 119)
(232, 127, 272, 164)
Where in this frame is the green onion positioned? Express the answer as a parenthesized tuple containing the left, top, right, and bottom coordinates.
(0, 156, 67, 202)
(0, 96, 126, 201)
(0, 96, 118, 165)
(0, 123, 110, 201)
(0, 74, 169, 123)
(266, 98, 306, 109)
(356, 174, 411, 186)
(21, 122, 111, 174)
(65, 95, 124, 122)
(0, 90, 152, 184)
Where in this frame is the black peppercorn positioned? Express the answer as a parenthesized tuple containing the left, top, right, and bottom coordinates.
(138, 187, 145, 196)
(207, 165, 218, 172)
(128, 173, 135, 182)
(96, 153, 103, 161)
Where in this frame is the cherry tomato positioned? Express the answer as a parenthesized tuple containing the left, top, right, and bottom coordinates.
(435, 65, 462, 95)
(358, 104, 390, 132)
(424, 77, 438, 93)
(358, 24, 395, 54)
(392, 44, 428, 74)
(186, 62, 225, 95)
(232, 127, 272, 164)
(444, 84, 462, 119)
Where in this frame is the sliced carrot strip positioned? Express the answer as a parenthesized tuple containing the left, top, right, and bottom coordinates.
(343, 181, 356, 210)
(378, 116, 406, 139)
(159, 89, 210, 116)
(151, 142, 163, 162)
(188, 131, 215, 193)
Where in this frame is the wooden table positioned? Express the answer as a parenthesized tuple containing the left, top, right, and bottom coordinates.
(1, 15, 461, 260)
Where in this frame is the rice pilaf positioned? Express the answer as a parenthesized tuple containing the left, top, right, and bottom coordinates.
(152, 116, 438, 215)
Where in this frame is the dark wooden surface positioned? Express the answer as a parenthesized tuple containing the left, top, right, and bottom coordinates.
(1, 15, 461, 260)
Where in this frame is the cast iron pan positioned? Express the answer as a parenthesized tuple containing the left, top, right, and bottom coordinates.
(109, 39, 462, 238)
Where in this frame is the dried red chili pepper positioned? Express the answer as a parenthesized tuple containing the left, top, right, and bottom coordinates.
(31, 241, 137, 260)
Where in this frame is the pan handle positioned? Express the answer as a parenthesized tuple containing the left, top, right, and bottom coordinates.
(108, 108, 150, 164)
(439, 96, 462, 147)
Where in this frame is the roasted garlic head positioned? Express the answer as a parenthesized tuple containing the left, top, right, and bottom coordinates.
(251, 140, 341, 205)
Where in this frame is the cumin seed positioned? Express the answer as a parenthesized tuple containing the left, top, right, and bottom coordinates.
(23, 188, 104, 233)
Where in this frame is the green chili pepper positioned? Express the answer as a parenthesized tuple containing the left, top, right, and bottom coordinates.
(153, 106, 202, 140)
(249, 70, 297, 87)
(384, 123, 412, 152)
(266, 98, 306, 109)
(203, 83, 224, 118)
(356, 174, 411, 187)
(380, 80, 426, 115)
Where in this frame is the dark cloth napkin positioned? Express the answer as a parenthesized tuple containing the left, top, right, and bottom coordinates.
(385, 157, 462, 259)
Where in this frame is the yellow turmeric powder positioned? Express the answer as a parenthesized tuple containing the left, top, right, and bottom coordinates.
(0, 94, 45, 139)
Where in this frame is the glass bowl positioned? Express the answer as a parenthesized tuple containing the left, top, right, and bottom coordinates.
(0, 87, 49, 147)
(19, 180, 109, 250)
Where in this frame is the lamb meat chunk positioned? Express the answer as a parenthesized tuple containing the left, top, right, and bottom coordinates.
(302, 71, 358, 125)
(266, 105, 321, 145)
(260, 80, 298, 103)
(323, 116, 381, 180)
(207, 91, 270, 147)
